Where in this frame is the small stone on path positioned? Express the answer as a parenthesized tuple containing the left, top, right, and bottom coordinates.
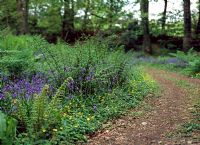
(141, 122, 147, 126)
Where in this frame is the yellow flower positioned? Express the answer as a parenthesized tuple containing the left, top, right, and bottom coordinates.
(60, 127, 63, 130)
(78, 112, 82, 116)
(13, 99, 17, 104)
(63, 113, 67, 117)
(24, 133, 28, 136)
(42, 129, 46, 133)
(53, 129, 58, 132)
(87, 117, 90, 121)
(75, 125, 79, 128)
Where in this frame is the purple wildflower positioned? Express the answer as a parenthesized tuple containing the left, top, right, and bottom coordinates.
(79, 76, 83, 81)
(0, 92, 4, 100)
(166, 58, 188, 67)
(166, 58, 179, 64)
(2, 73, 47, 100)
(86, 75, 93, 81)
(93, 104, 97, 112)
(139, 57, 157, 63)
(86, 68, 94, 81)
(67, 94, 74, 100)
(80, 68, 86, 74)
(2, 76, 8, 81)
(64, 67, 70, 72)
(67, 79, 75, 90)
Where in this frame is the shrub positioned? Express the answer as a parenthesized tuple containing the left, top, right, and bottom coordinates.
(169, 49, 200, 76)
(187, 60, 200, 77)
(0, 33, 48, 76)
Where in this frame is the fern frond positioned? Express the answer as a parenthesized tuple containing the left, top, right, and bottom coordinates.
(45, 80, 68, 126)
(31, 85, 49, 132)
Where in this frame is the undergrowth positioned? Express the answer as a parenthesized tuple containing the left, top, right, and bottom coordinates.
(0, 34, 157, 144)
(132, 49, 200, 78)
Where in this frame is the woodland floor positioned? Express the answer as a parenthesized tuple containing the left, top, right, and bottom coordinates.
(87, 67, 200, 145)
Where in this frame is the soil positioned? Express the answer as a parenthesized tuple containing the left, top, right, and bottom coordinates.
(87, 68, 200, 145)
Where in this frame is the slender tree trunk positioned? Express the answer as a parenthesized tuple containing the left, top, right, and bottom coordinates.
(16, 0, 29, 34)
(140, 0, 152, 54)
(71, 0, 74, 30)
(161, 0, 167, 31)
(6, 7, 10, 28)
(62, 0, 74, 40)
(83, 0, 90, 30)
(183, 0, 192, 51)
(32, 5, 38, 30)
(62, 0, 70, 39)
(24, 0, 29, 33)
(16, 0, 22, 33)
(196, 0, 200, 35)
(108, 0, 114, 28)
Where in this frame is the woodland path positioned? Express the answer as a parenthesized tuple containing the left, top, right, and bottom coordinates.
(88, 68, 200, 145)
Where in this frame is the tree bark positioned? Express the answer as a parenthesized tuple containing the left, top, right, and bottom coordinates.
(71, 0, 75, 29)
(183, 0, 192, 51)
(16, 0, 29, 34)
(108, 0, 114, 29)
(196, 0, 200, 35)
(161, 0, 167, 31)
(62, 0, 74, 40)
(140, 0, 152, 54)
(83, 0, 90, 30)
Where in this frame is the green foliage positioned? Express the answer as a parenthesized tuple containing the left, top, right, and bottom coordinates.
(36, 4, 62, 34)
(182, 122, 200, 133)
(0, 49, 34, 76)
(169, 49, 197, 62)
(0, 33, 47, 76)
(38, 38, 130, 88)
(120, 21, 142, 51)
(49, 67, 157, 144)
(13, 66, 157, 144)
(16, 83, 65, 143)
(141, 49, 200, 78)
(182, 100, 200, 134)
(0, 1, 18, 31)
(188, 60, 200, 76)
(193, 100, 200, 122)
(0, 111, 17, 145)
(0, 34, 158, 144)
(0, 0, 129, 33)
(170, 50, 200, 77)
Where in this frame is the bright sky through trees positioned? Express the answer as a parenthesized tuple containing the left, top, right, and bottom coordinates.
(124, 0, 198, 20)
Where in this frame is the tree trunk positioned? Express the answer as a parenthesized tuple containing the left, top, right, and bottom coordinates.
(183, 0, 192, 51)
(83, 0, 90, 30)
(196, 0, 200, 35)
(24, 0, 29, 34)
(16, 0, 29, 34)
(108, 0, 114, 29)
(161, 0, 167, 31)
(140, 0, 152, 54)
(71, 0, 75, 29)
(62, 0, 74, 40)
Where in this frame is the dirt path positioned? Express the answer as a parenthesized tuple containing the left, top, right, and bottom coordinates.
(88, 68, 200, 145)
